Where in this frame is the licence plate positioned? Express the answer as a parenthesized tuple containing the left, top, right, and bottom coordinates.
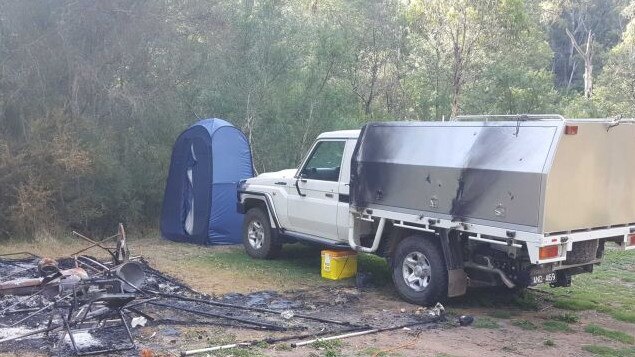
(530, 272, 556, 285)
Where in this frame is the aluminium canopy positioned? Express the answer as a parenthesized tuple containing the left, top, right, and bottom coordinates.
(350, 119, 635, 234)
(160, 118, 254, 245)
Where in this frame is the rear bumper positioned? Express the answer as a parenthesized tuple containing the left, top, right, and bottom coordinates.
(528, 225, 635, 264)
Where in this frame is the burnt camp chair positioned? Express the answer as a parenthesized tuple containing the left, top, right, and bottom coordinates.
(62, 292, 136, 355)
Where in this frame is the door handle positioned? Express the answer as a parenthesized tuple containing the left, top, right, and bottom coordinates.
(295, 179, 306, 197)
(325, 193, 334, 198)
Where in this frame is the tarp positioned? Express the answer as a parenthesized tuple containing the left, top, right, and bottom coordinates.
(160, 118, 254, 245)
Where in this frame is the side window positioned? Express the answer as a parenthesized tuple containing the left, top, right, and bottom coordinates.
(301, 141, 345, 182)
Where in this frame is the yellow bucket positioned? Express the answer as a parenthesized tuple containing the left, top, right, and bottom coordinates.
(321, 250, 357, 280)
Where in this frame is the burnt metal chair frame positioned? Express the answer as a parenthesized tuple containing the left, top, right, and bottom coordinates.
(61, 292, 136, 355)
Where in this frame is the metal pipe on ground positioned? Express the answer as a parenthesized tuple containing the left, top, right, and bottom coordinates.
(181, 342, 252, 355)
(181, 325, 370, 356)
(154, 292, 357, 327)
(290, 320, 438, 348)
(147, 301, 288, 331)
(75, 256, 110, 272)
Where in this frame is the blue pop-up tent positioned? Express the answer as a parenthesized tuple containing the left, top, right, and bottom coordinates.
(160, 118, 254, 245)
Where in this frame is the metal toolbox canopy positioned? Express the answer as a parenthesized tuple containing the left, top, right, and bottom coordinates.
(350, 116, 635, 234)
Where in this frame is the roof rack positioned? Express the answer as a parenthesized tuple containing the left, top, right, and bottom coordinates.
(452, 114, 565, 122)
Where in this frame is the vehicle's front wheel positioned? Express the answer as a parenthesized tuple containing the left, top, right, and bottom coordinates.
(243, 207, 281, 259)
(391, 235, 448, 305)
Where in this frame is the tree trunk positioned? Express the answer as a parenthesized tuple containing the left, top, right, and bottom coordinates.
(451, 43, 463, 118)
(583, 30, 593, 99)
(566, 28, 593, 99)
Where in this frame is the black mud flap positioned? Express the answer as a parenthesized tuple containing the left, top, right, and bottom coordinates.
(447, 269, 468, 297)
(439, 229, 467, 297)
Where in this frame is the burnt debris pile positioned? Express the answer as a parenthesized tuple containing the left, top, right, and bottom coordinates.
(0, 225, 443, 356)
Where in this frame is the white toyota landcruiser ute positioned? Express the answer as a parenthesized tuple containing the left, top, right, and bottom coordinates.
(237, 116, 635, 305)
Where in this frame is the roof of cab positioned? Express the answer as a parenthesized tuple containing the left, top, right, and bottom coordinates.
(317, 129, 360, 139)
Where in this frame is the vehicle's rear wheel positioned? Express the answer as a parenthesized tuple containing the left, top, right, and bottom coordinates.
(391, 235, 448, 305)
(243, 207, 281, 259)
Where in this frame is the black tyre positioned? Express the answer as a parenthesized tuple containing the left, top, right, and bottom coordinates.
(391, 235, 448, 305)
(243, 207, 281, 259)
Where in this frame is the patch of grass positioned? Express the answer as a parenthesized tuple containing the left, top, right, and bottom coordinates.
(544, 339, 556, 347)
(275, 343, 292, 351)
(313, 339, 342, 349)
(254, 341, 269, 349)
(585, 325, 635, 345)
(541, 249, 635, 325)
(210, 348, 264, 357)
(313, 339, 343, 357)
(550, 312, 580, 324)
(198, 244, 393, 289)
(582, 345, 635, 357)
(612, 311, 635, 324)
(553, 298, 598, 311)
(512, 292, 540, 310)
(512, 319, 537, 330)
(473, 317, 500, 329)
(200, 244, 324, 283)
(542, 320, 572, 332)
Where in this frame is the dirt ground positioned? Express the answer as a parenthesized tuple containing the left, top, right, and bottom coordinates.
(1, 234, 634, 357)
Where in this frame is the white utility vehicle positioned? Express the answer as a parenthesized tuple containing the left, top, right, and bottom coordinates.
(237, 115, 635, 305)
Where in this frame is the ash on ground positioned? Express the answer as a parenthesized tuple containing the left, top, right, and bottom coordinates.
(0, 254, 443, 356)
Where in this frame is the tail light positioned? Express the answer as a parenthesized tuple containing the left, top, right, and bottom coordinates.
(539, 245, 560, 260)
(565, 125, 578, 135)
(628, 233, 635, 246)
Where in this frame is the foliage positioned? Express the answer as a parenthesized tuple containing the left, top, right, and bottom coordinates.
(543, 249, 635, 323)
(0, 0, 634, 236)
(582, 345, 635, 357)
(512, 319, 538, 330)
(585, 325, 635, 345)
(542, 320, 573, 332)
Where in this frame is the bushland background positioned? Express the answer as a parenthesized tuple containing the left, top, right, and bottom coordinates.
(1, 0, 634, 238)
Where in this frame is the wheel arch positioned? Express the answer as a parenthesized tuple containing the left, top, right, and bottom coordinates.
(383, 226, 468, 298)
(378, 224, 438, 264)
(240, 193, 280, 230)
